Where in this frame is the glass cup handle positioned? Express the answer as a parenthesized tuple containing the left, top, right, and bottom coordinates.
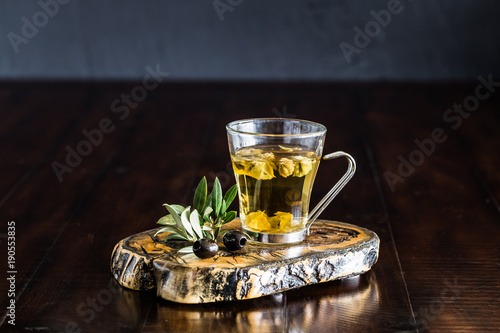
(306, 151, 356, 233)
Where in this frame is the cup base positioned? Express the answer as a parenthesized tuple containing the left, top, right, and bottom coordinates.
(243, 227, 307, 244)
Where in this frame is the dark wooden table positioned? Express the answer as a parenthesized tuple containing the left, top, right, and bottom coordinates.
(1, 81, 499, 332)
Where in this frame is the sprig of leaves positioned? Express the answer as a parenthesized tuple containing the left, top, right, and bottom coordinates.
(154, 177, 238, 243)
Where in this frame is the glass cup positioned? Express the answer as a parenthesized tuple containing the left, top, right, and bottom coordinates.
(226, 118, 356, 244)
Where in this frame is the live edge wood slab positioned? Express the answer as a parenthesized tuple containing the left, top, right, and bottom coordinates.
(110, 219, 379, 304)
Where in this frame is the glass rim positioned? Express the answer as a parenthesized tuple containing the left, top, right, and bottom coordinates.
(226, 118, 327, 138)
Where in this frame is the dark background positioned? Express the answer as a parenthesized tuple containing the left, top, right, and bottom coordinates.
(2, 1, 500, 332)
(1, 0, 500, 81)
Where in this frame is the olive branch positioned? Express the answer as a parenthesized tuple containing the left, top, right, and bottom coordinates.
(154, 177, 238, 244)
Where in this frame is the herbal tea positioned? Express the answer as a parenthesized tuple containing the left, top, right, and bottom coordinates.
(231, 144, 321, 233)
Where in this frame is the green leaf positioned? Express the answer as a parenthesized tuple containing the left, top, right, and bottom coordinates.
(163, 204, 185, 215)
(154, 226, 187, 239)
(221, 185, 237, 213)
(190, 209, 203, 239)
(213, 226, 221, 239)
(157, 215, 176, 225)
(203, 206, 213, 218)
(218, 229, 230, 237)
(165, 233, 189, 241)
(178, 246, 194, 253)
(154, 226, 177, 235)
(206, 191, 213, 210)
(213, 220, 226, 228)
(163, 204, 184, 231)
(242, 231, 252, 239)
(212, 178, 223, 216)
(202, 225, 213, 231)
(223, 210, 237, 223)
(180, 207, 195, 240)
(193, 177, 207, 213)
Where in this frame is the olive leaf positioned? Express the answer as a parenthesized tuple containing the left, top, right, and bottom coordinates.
(180, 207, 195, 241)
(154, 226, 188, 240)
(211, 178, 223, 216)
(163, 204, 184, 231)
(223, 210, 237, 223)
(205, 191, 213, 212)
(193, 177, 207, 213)
(157, 204, 186, 225)
(221, 185, 237, 214)
(163, 204, 185, 215)
(178, 246, 194, 253)
(202, 206, 213, 221)
(190, 210, 203, 239)
(157, 215, 176, 226)
(165, 232, 189, 241)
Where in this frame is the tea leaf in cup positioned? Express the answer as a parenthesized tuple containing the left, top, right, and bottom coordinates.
(278, 158, 295, 177)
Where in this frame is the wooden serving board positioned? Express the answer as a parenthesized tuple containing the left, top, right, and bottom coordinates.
(110, 219, 379, 304)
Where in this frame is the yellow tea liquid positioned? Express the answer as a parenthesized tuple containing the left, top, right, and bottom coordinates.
(231, 144, 321, 233)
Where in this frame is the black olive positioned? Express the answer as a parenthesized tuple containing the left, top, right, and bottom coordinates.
(223, 230, 247, 251)
(193, 239, 218, 259)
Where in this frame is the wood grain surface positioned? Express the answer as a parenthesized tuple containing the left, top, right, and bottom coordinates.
(110, 219, 379, 303)
(0, 81, 499, 332)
